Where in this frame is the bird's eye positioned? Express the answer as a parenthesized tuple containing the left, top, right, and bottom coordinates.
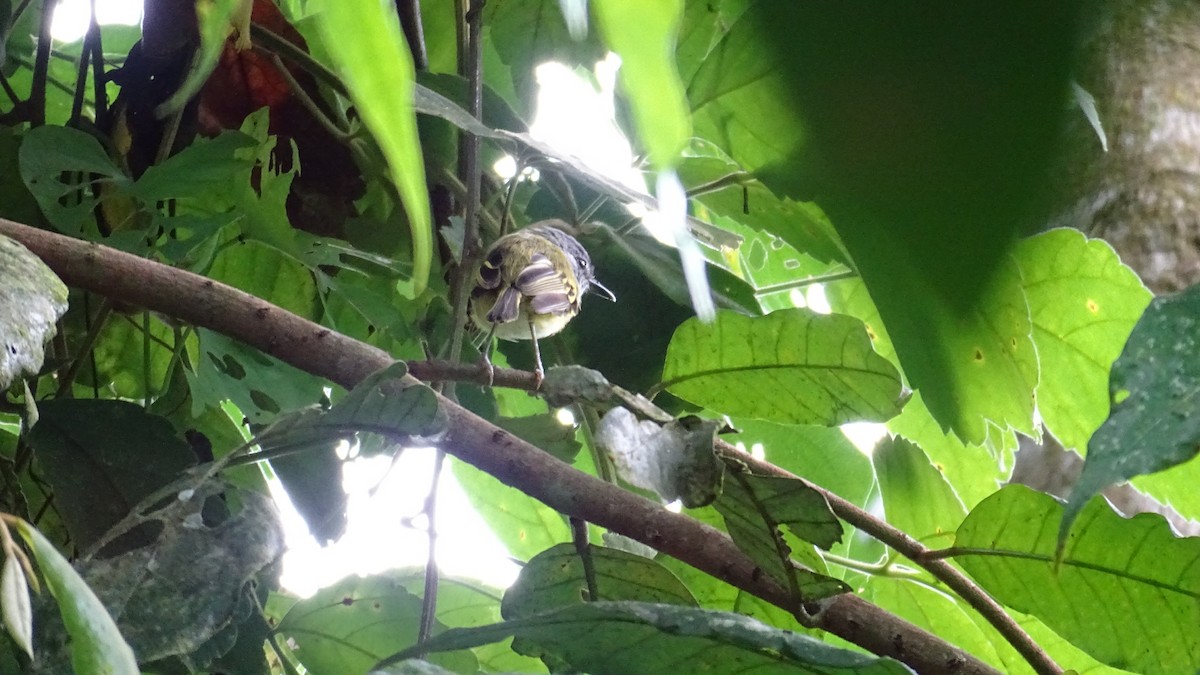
(575, 256, 589, 270)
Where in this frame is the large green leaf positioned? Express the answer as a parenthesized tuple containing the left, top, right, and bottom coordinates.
(315, 0, 432, 293)
(382, 601, 914, 674)
(1014, 229, 1151, 452)
(713, 467, 848, 601)
(14, 520, 138, 675)
(684, 2, 1076, 444)
(1063, 283, 1200, 540)
(593, 0, 689, 169)
(502, 543, 696, 619)
(130, 131, 257, 203)
(662, 309, 903, 425)
(277, 573, 476, 675)
(956, 485, 1200, 675)
(18, 125, 130, 234)
(26, 400, 196, 551)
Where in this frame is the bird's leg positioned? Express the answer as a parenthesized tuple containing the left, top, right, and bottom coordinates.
(478, 324, 498, 386)
(528, 321, 545, 389)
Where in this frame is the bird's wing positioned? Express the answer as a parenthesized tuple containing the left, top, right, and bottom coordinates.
(515, 253, 575, 314)
(486, 286, 522, 324)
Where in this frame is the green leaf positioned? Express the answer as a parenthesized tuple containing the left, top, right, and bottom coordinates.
(1, 553, 32, 659)
(207, 238, 319, 319)
(684, 2, 1072, 444)
(724, 419, 875, 510)
(25, 399, 196, 551)
(188, 328, 327, 423)
(277, 573, 476, 675)
(1062, 283, 1200, 541)
(383, 601, 914, 674)
(874, 437, 966, 546)
(593, 0, 689, 169)
(13, 519, 138, 675)
(0, 234, 67, 389)
(1014, 229, 1151, 451)
(502, 543, 697, 620)
(887, 392, 1011, 512)
(18, 125, 130, 233)
(662, 309, 903, 425)
(130, 130, 257, 203)
(828, 257, 1038, 445)
(714, 466, 848, 601)
(483, 0, 606, 112)
(495, 414, 582, 464)
(678, 151, 849, 267)
(316, 0, 432, 294)
(956, 485, 1200, 675)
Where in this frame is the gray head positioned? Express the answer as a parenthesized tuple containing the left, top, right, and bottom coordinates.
(527, 224, 616, 301)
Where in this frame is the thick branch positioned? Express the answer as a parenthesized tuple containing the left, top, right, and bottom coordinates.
(0, 218, 999, 675)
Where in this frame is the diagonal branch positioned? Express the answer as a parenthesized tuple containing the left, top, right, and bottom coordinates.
(0, 217, 1004, 675)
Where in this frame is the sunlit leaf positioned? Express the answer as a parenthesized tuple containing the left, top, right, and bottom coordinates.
(315, 0, 432, 293)
(662, 309, 903, 425)
(957, 485, 1200, 675)
(874, 437, 965, 546)
(593, 0, 689, 169)
(1014, 229, 1151, 452)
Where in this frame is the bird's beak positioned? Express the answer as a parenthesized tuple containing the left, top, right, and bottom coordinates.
(589, 279, 616, 302)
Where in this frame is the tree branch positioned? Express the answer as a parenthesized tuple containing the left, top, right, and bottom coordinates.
(0, 217, 1003, 675)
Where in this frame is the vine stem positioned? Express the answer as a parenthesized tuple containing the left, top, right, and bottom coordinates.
(0, 216, 1010, 675)
(416, 450, 446, 646)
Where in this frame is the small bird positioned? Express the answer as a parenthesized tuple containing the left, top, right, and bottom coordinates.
(470, 220, 615, 382)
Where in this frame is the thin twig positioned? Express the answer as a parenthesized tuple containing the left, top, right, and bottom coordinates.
(87, 4, 108, 129)
(443, 0, 487, 392)
(55, 298, 115, 398)
(28, 0, 54, 126)
(250, 24, 346, 97)
(396, 0, 429, 71)
(417, 450, 447, 646)
(0, 73, 20, 105)
(260, 50, 351, 141)
(569, 516, 599, 600)
(685, 170, 753, 199)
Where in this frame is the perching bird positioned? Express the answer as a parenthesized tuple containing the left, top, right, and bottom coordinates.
(469, 220, 615, 382)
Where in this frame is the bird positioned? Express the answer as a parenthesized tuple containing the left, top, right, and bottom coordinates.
(469, 220, 615, 383)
